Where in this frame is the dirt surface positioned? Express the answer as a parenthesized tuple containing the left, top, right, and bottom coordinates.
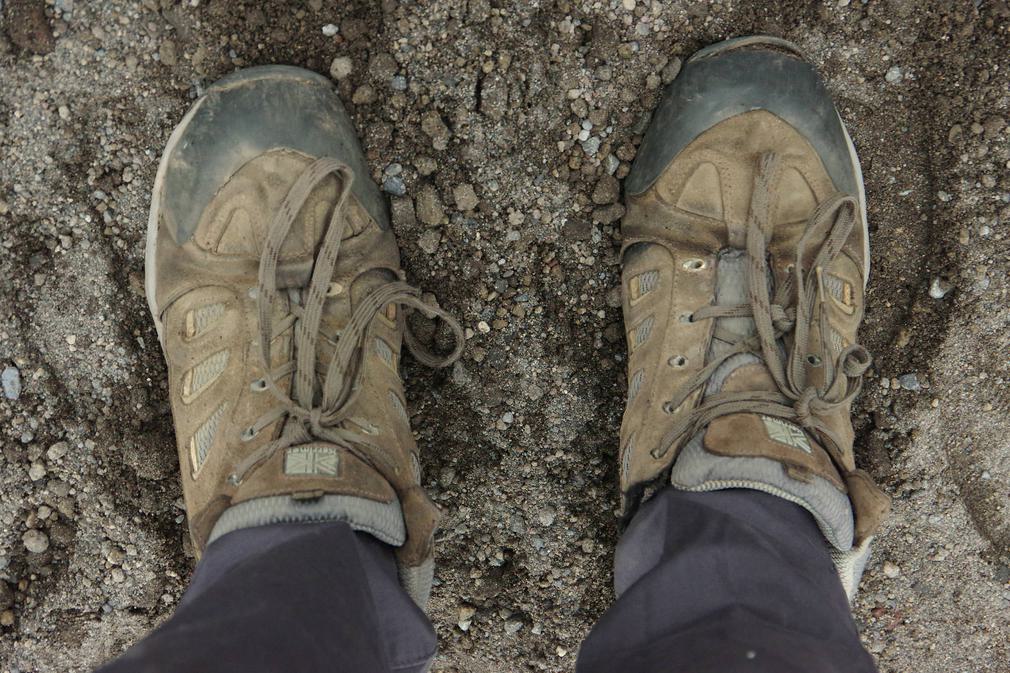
(1, 1, 1008, 671)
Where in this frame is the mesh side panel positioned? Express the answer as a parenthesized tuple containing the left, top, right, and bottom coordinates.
(374, 338, 396, 368)
(183, 350, 228, 401)
(628, 369, 645, 401)
(187, 303, 226, 338)
(821, 272, 845, 300)
(829, 328, 844, 354)
(190, 404, 226, 472)
(410, 452, 422, 483)
(621, 433, 636, 481)
(632, 316, 655, 350)
(388, 391, 409, 421)
(636, 270, 660, 296)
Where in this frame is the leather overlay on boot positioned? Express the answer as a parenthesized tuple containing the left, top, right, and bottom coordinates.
(151, 146, 462, 607)
(618, 98, 890, 595)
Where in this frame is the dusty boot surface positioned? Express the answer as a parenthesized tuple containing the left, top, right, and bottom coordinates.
(146, 66, 462, 606)
(618, 36, 890, 597)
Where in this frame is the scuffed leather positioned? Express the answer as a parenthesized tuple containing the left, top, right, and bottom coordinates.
(154, 150, 435, 561)
(619, 109, 887, 542)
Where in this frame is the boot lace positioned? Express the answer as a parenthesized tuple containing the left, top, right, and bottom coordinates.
(228, 157, 464, 486)
(652, 151, 871, 462)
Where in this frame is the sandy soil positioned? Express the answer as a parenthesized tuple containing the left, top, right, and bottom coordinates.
(1, 1, 1008, 671)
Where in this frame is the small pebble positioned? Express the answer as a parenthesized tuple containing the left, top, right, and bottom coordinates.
(929, 277, 953, 299)
(415, 185, 445, 225)
(159, 39, 177, 67)
(382, 175, 406, 196)
(28, 462, 46, 481)
(23, 529, 49, 554)
(458, 605, 476, 631)
(329, 56, 353, 80)
(884, 66, 902, 83)
(453, 183, 479, 212)
(897, 374, 920, 391)
(2, 366, 21, 400)
(592, 175, 621, 205)
(538, 506, 556, 527)
(321, 23, 338, 37)
(661, 57, 682, 84)
(882, 561, 901, 579)
(418, 229, 441, 255)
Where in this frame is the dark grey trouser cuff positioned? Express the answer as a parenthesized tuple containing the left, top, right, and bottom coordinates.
(576, 488, 878, 673)
(95, 522, 435, 673)
(96, 489, 875, 673)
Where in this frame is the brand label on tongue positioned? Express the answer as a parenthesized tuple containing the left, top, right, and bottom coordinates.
(760, 416, 812, 454)
(285, 446, 340, 476)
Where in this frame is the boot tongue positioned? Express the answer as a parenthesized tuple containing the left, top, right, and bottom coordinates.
(700, 250, 811, 450)
(703, 249, 775, 400)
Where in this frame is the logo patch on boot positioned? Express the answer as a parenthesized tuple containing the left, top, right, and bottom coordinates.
(760, 416, 812, 454)
(284, 446, 339, 476)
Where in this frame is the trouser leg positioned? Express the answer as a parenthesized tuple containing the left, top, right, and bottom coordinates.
(576, 488, 877, 673)
(97, 521, 436, 673)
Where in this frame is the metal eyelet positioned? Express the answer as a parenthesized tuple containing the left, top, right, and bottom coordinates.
(326, 281, 344, 297)
(668, 355, 688, 368)
(250, 379, 268, 392)
(806, 354, 822, 367)
(240, 426, 259, 442)
(662, 401, 675, 414)
(679, 313, 694, 323)
(683, 258, 706, 271)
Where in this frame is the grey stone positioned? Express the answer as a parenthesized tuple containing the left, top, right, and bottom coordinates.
(418, 229, 441, 254)
(382, 175, 406, 196)
(2, 366, 20, 400)
(898, 374, 921, 391)
(23, 529, 49, 554)
(329, 56, 353, 80)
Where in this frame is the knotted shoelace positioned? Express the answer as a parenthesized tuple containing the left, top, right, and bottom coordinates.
(229, 158, 464, 486)
(652, 151, 871, 462)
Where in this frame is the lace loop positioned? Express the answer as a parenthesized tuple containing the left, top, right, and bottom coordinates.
(230, 158, 463, 486)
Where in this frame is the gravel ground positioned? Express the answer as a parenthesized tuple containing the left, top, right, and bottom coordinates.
(1, 1, 1009, 671)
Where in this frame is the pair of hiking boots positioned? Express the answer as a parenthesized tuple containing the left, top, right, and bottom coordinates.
(146, 36, 889, 607)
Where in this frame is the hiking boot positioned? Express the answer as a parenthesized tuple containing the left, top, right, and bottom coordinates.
(146, 66, 462, 606)
(617, 37, 889, 597)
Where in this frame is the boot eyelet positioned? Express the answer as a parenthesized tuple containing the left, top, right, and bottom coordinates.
(683, 258, 706, 271)
(250, 379, 268, 392)
(679, 312, 694, 323)
(806, 354, 822, 367)
(668, 355, 688, 368)
(662, 401, 675, 414)
(241, 426, 259, 442)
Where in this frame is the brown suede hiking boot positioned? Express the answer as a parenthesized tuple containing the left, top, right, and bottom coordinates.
(618, 37, 889, 597)
(146, 66, 462, 606)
